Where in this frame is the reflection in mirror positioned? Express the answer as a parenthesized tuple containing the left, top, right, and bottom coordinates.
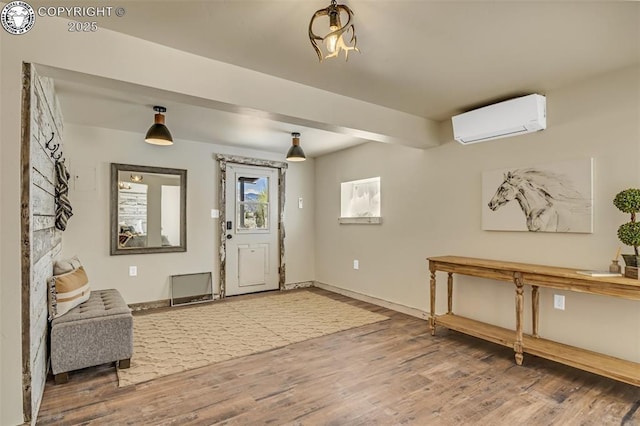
(111, 163, 187, 255)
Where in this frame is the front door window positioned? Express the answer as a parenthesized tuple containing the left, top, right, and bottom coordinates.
(236, 176, 269, 232)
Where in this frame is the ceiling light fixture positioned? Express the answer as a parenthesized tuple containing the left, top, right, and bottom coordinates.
(309, 0, 359, 62)
(286, 132, 306, 162)
(145, 105, 173, 146)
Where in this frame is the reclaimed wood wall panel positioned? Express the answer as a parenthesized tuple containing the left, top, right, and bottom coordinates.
(31, 145, 55, 192)
(31, 185, 55, 218)
(22, 63, 65, 423)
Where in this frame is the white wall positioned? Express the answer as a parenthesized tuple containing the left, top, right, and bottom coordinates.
(63, 124, 315, 303)
(284, 160, 316, 284)
(315, 65, 640, 362)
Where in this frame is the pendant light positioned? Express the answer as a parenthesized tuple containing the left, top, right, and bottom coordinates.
(286, 132, 306, 162)
(145, 106, 173, 146)
(309, 0, 359, 62)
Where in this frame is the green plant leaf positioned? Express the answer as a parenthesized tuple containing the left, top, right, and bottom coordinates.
(617, 221, 640, 247)
(613, 188, 640, 214)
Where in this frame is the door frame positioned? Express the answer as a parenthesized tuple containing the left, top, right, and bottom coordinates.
(216, 154, 288, 298)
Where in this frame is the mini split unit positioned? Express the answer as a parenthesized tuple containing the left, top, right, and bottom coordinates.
(452, 94, 546, 144)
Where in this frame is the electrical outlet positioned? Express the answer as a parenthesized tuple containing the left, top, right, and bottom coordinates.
(553, 294, 565, 310)
(129, 266, 137, 277)
(353, 260, 359, 270)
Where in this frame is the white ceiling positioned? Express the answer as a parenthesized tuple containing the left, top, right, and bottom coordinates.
(37, 1, 640, 157)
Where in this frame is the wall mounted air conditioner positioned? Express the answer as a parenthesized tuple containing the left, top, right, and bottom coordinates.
(452, 94, 546, 145)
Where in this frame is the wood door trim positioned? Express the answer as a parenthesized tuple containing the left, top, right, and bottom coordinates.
(21, 61, 33, 424)
(216, 155, 288, 298)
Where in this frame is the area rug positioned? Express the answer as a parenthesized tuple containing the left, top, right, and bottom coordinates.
(117, 290, 388, 387)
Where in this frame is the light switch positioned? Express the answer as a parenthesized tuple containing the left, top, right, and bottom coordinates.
(553, 294, 565, 310)
(211, 209, 220, 218)
(298, 197, 303, 209)
(353, 260, 359, 270)
(129, 266, 137, 277)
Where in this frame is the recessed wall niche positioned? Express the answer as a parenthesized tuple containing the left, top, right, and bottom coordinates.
(339, 177, 382, 224)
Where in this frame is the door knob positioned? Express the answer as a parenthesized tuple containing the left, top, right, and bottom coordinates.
(226, 234, 232, 240)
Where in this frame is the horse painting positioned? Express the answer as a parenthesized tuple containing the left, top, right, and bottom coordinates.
(487, 168, 591, 232)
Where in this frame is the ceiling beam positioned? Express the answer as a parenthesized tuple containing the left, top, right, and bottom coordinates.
(6, 15, 441, 149)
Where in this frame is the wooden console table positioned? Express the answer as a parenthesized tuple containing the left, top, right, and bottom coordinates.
(428, 256, 640, 387)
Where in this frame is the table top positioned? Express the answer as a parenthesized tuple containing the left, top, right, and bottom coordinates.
(427, 255, 640, 299)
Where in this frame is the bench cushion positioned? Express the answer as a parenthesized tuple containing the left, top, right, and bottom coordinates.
(52, 288, 130, 325)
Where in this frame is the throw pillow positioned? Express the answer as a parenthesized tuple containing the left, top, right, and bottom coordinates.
(53, 255, 82, 276)
(48, 266, 91, 319)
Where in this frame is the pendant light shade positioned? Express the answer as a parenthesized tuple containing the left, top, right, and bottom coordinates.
(286, 132, 306, 162)
(145, 106, 173, 146)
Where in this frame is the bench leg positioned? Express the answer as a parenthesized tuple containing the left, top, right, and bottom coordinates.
(54, 372, 69, 385)
(118, 358, 131, 369)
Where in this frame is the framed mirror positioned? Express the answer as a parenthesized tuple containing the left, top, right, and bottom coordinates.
(110, 163, 187, 255)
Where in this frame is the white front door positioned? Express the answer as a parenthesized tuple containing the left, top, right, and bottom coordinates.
(224, 164, 279, 296)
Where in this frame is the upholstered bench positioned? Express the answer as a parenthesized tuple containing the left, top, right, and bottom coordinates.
(50, 289, 133, 384)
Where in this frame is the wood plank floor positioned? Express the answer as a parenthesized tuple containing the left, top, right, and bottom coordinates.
(37, 288, 640, 425)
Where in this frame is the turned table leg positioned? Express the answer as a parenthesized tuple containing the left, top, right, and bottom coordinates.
(429, 268, 437, 335)
(532, 285, 540, 338)
(513, 272, 524, 366)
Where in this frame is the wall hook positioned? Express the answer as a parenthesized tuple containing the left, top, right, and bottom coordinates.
(44, 132, 64, 161)
(45, 132, 57, 151)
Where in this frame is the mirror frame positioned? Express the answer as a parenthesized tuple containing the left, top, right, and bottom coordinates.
(110, 163, 187, 255)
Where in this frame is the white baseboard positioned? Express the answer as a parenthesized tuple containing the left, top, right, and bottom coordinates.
(313, 281, 428, 320)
